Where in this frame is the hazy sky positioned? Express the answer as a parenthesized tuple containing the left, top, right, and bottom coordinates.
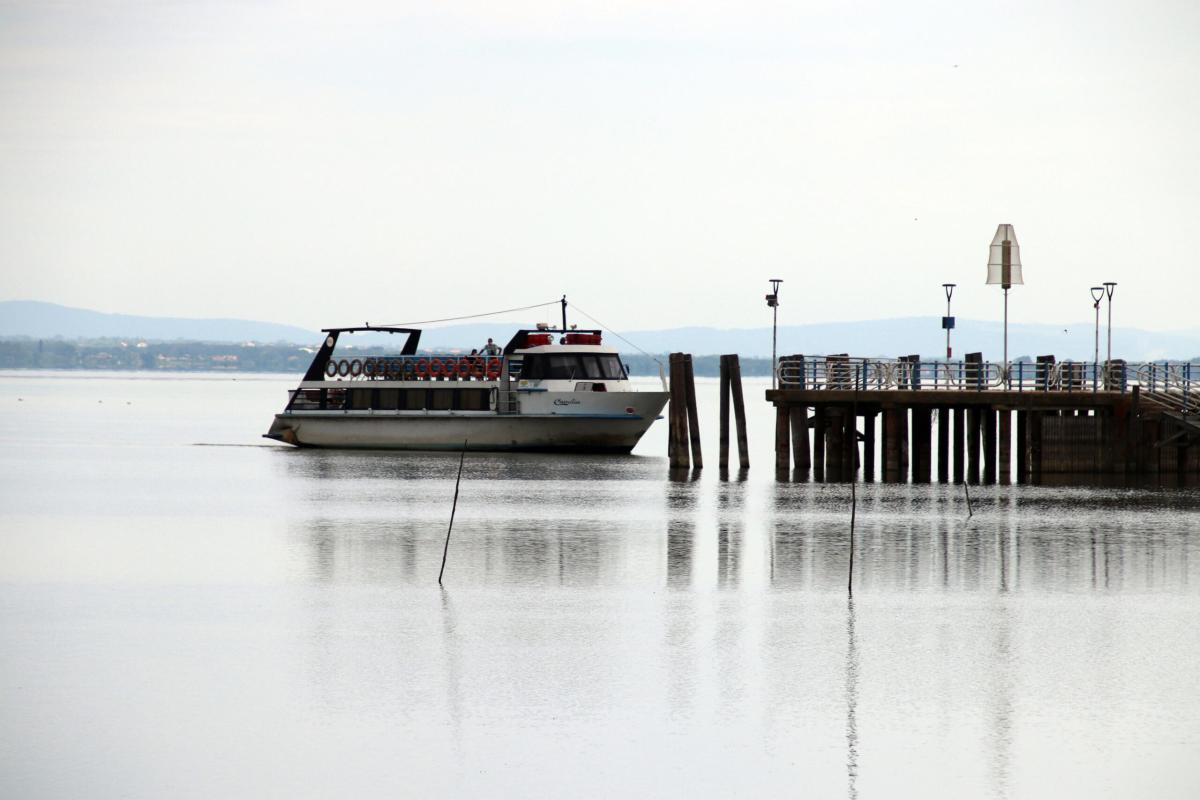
(1, 1, 1197, 333)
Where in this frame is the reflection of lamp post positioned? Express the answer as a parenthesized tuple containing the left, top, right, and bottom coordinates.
(942, 283, 957, 359)
(766, 279, 782, 389)
(986, 224, 1024, 386)
(1091, 287, 1104, 389)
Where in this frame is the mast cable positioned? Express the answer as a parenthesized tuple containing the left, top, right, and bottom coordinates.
(378, 300, 560, 328)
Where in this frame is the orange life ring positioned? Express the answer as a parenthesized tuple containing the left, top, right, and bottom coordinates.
(456, 358, 471, 378)
(362, 359, 375, 377)
(337, 359, 351, 377)
(349, 359, 363, 377)
(429, 358, 444, 377)
(486, 357, 501, 380)
(415, 358, 429, 378)
(469, 357, 485, 379)
(325, 360, 338, 377)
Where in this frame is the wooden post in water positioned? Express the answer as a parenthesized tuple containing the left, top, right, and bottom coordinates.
(790, 407, 809, 472)
(718, 356, 731, 469)
(863, 411, 876, 482)
(1029, 410, 1043, 482)
(912, 406, 932, 483)
(728, 355, 751, 469)
(952, 407, 965, 484)
(826, 407, 845, 481)
(983, 407, 997, 484)
(775, 405, 791, 473)
(998, 409, 1012, 485)
(813, 405, 827, 481)
(897, 407, 910, 482)
(683, 354, 702, 469)
(883, 407, 900, 482)
(1016, 410, 1028, 483)
(967, 407, 981, 484)
(937, 408, 950, 483)
(844, 409, 858, 478)
(668, 353, 690, 469)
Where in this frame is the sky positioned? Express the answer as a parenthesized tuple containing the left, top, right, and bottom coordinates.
(1, 1, 1197, 334)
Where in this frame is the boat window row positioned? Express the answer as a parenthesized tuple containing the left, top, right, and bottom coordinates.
(290, 387, 491, 412)
(520, 354, 626, 381)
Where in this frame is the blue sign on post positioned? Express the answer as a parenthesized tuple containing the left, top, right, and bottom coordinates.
(941, 316, 956, 330)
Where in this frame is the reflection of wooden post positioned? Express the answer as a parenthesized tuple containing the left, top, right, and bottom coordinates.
(813, 405, 827, 481)
(775, 405, 790, 473)
(998, 409, 1012, 484)
(937, 408, 950, 482)
(863, 410, 876, 482)
(683, 354, 702, 469)
(668, 353, 689, 469)
(952, 407, 965, 483)
(728, 355, 750, 469)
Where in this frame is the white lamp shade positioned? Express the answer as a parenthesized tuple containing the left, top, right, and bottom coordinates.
(986, 223, 1023, 287)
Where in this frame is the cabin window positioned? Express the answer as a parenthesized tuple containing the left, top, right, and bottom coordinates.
(598, 355, 625, 379)
(377, 389, 400, 410)
(458, 389, 488, 411)
(579, 355, 603, 379)
(430, 389, 454, 410)
(404, 389, 427, 410)
(290, 390, 323, 410)
(325, 388, 346, 410)
(350, 389, 372, 410)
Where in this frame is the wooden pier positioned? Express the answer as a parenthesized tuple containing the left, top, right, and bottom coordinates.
(769, 355, 1200, 482)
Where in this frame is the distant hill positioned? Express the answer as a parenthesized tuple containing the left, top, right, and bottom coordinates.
(2, 300, 1197, 361)
(0, 301, 316, 344)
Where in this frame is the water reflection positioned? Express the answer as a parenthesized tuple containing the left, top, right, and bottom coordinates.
(845, 596, 859, 800)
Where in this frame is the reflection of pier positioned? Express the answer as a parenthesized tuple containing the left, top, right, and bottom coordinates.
(770, 355, 1199, 483)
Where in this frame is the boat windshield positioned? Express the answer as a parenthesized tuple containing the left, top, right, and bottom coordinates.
(521, 353, 625, 380)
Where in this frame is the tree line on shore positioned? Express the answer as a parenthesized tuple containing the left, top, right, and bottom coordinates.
(0, 338, 778, 377)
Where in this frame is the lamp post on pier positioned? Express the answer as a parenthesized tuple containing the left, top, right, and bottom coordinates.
(766, 279, 782, 389)
(942, 283, 957, 360)
(1091, 286, 1104, 389)
(1103, 282, 1117, 387)
(987, 224, 1024, 387)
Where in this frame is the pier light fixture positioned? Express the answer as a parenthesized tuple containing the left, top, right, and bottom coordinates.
(1090, 287, 1104, 378)
(986, 224, 1023, 386)
(942, 283, 957, 360)
(1103, 281, 1117, 375)
(766, 279, 783, 389)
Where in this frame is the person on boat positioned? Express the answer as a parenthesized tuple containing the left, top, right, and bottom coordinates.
(482, 338, 502, 356)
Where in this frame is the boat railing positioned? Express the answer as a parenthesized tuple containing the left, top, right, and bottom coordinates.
(777, 356, 1192, 399)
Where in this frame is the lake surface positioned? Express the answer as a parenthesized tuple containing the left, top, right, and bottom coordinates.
(2, 371, 1199, 798)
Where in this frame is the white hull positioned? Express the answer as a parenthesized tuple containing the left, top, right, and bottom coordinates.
(266, 389, 669, 452)
(266, 411, 661, 452)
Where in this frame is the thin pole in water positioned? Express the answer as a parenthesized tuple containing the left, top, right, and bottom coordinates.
(848, 381, 858, 596)
(438, 440, 468, 585)
(963, 479, 974, 518)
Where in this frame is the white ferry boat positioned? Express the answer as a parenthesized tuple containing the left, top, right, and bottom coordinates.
(264, 313, 669, 453)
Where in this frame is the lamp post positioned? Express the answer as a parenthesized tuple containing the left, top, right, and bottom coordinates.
(986, 224, 1024, 387)
(942, 283, 957, 360)
(1091, 286, 1104, 389)
(1103, 281, 1116, 386)
(766, 279, 782, 389)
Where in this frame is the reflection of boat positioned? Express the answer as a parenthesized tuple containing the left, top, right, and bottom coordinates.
(264, 302, 668, 452)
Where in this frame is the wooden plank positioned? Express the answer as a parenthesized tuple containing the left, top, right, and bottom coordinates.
(883, 407, 900, 483)
(813, 405, 827, 481)
(718, 355, 730, 470)
(863, 410, 876, 482)
(912, 406, 932, 483)
(683, 354, 703, 469)
(775, 404, 790, 473)
(998, 409, 1012, 484)
(728, 355, 750, 469)
(668, 353, 689, 469)
(826, 408, 845, 481)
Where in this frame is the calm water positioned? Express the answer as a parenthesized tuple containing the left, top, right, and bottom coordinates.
(2, 371, 1199, 798)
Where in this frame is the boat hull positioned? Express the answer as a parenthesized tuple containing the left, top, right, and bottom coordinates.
(265, 399, 667, 453)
